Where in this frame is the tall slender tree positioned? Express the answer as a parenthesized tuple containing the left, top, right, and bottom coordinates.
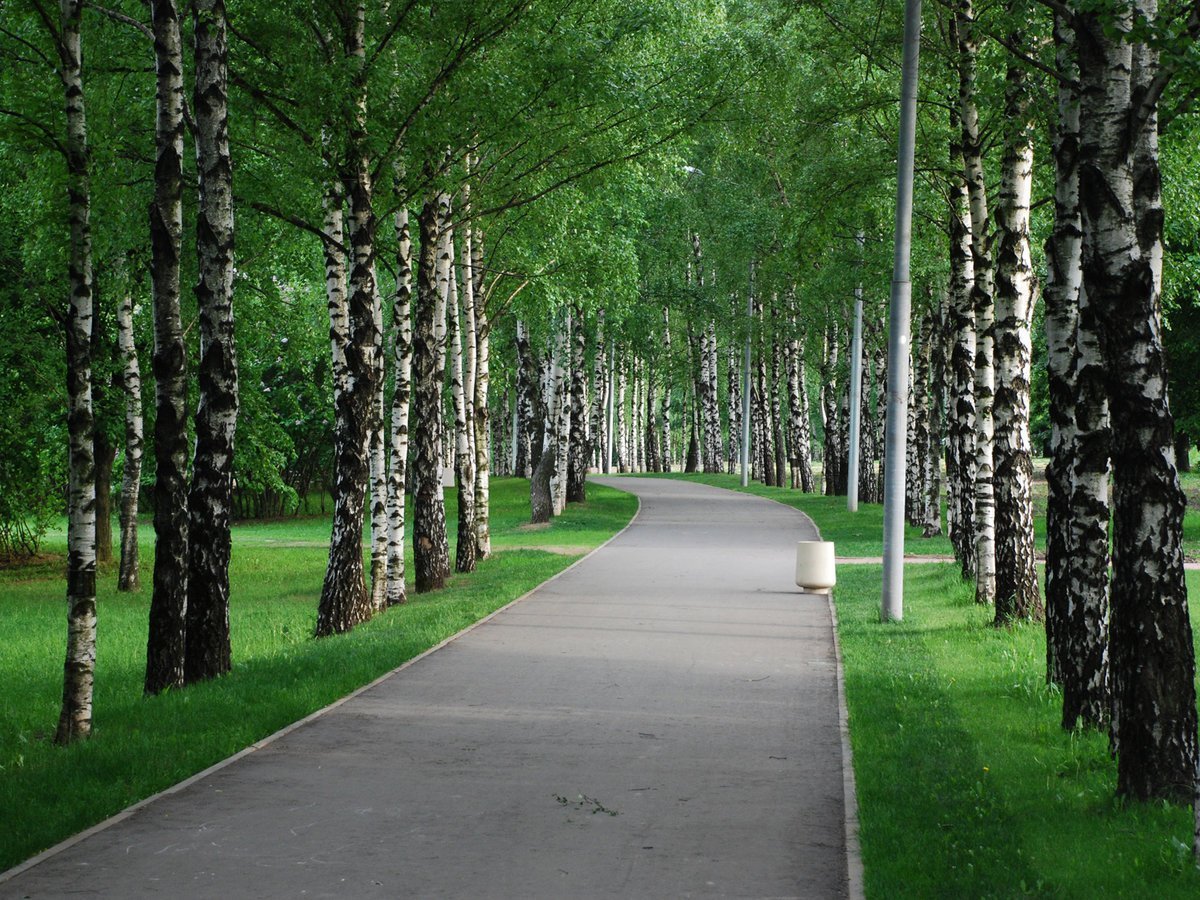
(991, 32, 1041, 625)
(53, 0, 98, 742)
(186, 0, 238, 681)
(145, 0, 189, 694)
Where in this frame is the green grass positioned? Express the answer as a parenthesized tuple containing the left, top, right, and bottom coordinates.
(645, 471, 956, 558)
(838, 565, 1200, 898)
(645, 471, 1200, 897)
(0, 478, 636, 872)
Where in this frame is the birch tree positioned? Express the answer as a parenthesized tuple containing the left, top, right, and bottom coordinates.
(385, 180, 413, 605)
(991, 32, 1040, 625)
(1075, 0, 1197, 803)
(116, 288, 143, 592)
(411, 188, 451, 592)
(52, 0, 98, 742)
(186, 0, 238, 681)
(145, 0, 189, 693)
(958, 0, 996, 605)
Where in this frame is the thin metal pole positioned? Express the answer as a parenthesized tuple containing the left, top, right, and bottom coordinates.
(740, 261, 754, 487)
(882, 0, 922, 623)
(847, 232, 865, 511)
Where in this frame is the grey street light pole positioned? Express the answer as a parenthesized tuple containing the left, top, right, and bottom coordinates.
(881, 0, 922, 623)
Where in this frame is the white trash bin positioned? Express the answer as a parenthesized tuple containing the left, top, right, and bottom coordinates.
(795, 541, 836, 593)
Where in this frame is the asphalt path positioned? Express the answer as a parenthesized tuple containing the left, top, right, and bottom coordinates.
(2, 476, 856, 899)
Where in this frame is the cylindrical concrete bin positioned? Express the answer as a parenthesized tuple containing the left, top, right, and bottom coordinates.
(795, 541, 836, 592)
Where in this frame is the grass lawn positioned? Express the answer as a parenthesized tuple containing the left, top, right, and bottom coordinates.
(650, 471, 1200, 898)
(0, 478, 636, 873)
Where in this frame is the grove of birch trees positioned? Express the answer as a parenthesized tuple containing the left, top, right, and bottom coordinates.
(2, 0, 1199, 828)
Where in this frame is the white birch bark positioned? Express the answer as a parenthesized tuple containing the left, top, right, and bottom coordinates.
(992, 44, 1041, 624)
(959, 0, 996, 605)
(55, 0, 98, 742)
(662, 308, 673, 471)
(117, 289, 143, 592)
(448, 267, 475, 573)
(1077, 0, 1197, 803)
(145, 0, 188, 695)
(385, 182, 412, 606)
(471, 226, 491, 559)
(186, 0, 239, 680)
(552, 316, 571, 514)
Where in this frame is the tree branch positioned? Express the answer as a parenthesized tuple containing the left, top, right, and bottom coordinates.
(84, 1, 153, 41)
(240, 198, 348, 255)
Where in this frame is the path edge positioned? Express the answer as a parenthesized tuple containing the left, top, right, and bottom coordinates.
(0, 488, 643, 887)
(681, 478, 867, 900)
(787, 505, 865, 900)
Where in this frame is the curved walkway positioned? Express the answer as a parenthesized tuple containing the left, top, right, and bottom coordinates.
(1, 477, 854, 899)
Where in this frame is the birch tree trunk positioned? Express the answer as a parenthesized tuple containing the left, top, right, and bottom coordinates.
(515, 320, 535, 478)
(117, 289, 143, 592)
(471, 229, 491, 559)
(770, 325, 786, 488)
(992, 46, 1041, 625)
(821, 322, 840, 495)
(316, 4, 382, 635)
(860, 336, 881, 505)
(55, 0, 98, 742)
(186, 0, 238, 680)
(910, 323, 932, 527)
(947, 76, 977, 575)
(1044, 14, 1110, 725)
(567, 304, 589, 501)
(1077, 5, 1198, 802)
(924, 295, 946, 537)
(787, 321, 816, 494)
(874, 342, 888, 497)
(907, 341, 925, 525)
(145, 0, 189, 695)
(959, 0, 996, 605)
(448, 266, 475, 573)
(727, 330, 741, 476)
(552, 316, 571, 513)
(385, 184, 412, 606)
(410, 190, 451, 592)
(590, 310, 607, 472)
(616, 359, 628, 473)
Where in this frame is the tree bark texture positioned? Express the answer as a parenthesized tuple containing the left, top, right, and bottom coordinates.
(471, 228, 491, 559)
(448, 265, 475, 574)
(515, 320, 536, 478)
(117, 289, 143, 591)
(317, 6, 382, 632)
(386, 190, 413, 605)
(552, 316, 571, 512)
(923, 296, 946, 537)
(947, 86, 977, 576)
(410, 191, 451, 593)
(145, 0, 189, 695)
(727, 329, 741, 476)
(959, 0, 996, 605)
(1076, 6, 1197, 802)
(1045, 12, 1110, 726)
(991, 45, 1041, 625)
(186, 0, 238, 680)
(567, 304, 589, 501)
(821, 322, 841, 495)
(55, 0, 98, 743)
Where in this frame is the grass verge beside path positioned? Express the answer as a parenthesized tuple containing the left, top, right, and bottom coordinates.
(646, 472, 1200, 897)
(0, 478, 636, 873)
(645, 471, 955, 558)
